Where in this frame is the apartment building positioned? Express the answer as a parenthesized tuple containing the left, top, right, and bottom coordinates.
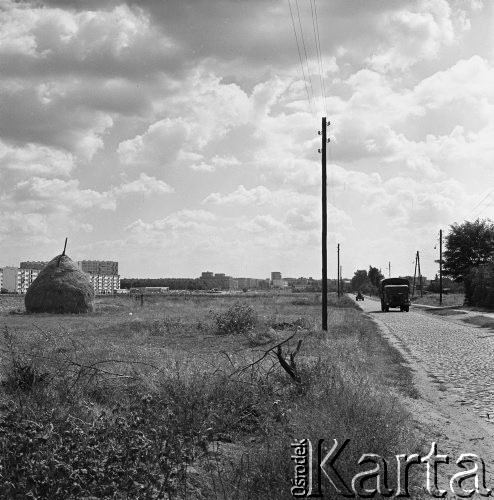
(77, 260, 118, 275)
(20, 261, 47, 270)
(86, 273, 120, 295)
(17, 268, 41, 294)
(2, 267, 19, 293)
(77, 260, 120, 294)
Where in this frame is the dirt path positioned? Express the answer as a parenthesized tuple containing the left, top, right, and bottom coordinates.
(358, 296, 494, 498)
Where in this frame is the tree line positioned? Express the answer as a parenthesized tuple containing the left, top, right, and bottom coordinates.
(443, 219, 494, 308)
(349, 219, 494, 308)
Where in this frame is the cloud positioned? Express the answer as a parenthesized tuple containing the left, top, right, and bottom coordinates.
(189, 155, 241, 172)
(0, 140, 75, 176)
(126, 209, 216, 236)
(367, 0, 470, 71)
(10, 177, 116, 212)
(0, 211, 48, 236)
(114, 173, 174, 196)
(203, 185, 272, 206)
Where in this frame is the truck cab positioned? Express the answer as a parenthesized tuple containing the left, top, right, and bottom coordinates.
(380, 278, 410, 312)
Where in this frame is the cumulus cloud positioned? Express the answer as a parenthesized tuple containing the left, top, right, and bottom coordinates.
(114, 173, 174, 196)
(203, 185, 272, 206)
(0, 140, 75, 176)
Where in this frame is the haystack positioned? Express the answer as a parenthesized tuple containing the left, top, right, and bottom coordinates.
(25, 255, 94, 314)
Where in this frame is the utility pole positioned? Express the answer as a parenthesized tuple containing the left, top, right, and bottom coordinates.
(337, 243, 340, 298)
(417, 251, 423, 297)
(388, 261, 391, 278)
(439, 229, 443, 306)
(412, 252, 418, 297)
(320, 117, 329, 330)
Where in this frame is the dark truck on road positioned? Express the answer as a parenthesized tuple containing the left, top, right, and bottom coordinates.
(380, 278, 410, 312)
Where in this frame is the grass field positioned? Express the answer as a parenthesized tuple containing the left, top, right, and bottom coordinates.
(411, 292, 464, 308)
(0, 292, 422, 499)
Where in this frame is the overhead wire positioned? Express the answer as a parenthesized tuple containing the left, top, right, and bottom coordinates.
(288, 0, 316, 130)
(470, 188, 494, 220)
(294, 0, 318, 123)
(311, 0, 328, 117)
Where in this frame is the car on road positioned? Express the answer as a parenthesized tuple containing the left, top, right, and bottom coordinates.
(355, 292, 364, 301)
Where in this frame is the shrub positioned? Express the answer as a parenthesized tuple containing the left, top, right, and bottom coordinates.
(211, 302, 258, 335)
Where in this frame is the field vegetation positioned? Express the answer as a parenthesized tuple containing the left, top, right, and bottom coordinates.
(0, 292, 422, 499)
(411, 292, 464, 308)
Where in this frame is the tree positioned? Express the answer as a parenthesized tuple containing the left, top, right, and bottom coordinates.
(443, 219, 494, 282)
(368, 266, 384, 289)
(351, 270, 370, 292)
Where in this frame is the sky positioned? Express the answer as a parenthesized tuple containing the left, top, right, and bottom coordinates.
(1, 0, 493, 280)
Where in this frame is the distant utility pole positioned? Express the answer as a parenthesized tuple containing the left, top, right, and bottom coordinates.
(388, 261, 391, 278)
(418, 251, 423, 297)
(337, 243, 340, 298)
(320, 117, 329, 330)
(439, 229, 443, 306)
(412, 251, 423, 297)
(412, 253, 417, 296)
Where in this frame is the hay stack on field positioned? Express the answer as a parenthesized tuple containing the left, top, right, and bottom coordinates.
(25, 255, 94, 314)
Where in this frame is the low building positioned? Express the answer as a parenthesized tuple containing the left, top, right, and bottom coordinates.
(129, 287, 169, 295)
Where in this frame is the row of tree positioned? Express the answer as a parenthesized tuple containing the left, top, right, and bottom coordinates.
(350, 266, 385, 295)
(443, 219, 494, 307)
(349, 219, 494, 308)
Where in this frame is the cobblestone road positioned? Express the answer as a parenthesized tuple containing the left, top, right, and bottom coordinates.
(358, 297, 494, 425)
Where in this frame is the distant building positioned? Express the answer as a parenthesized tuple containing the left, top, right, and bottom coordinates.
(20, 261, 47, 270)
(237, 278, 261, 290)
(76, 260, 120, 294)
(17, 268, 41, 294)
(199, 271, 238, 290)
(2, 267, 19, 293)
(271, 272, 282, 281)
(130, 287, 169, 295)
(77, 260, 118, 275)
(85, 273, 120, 295)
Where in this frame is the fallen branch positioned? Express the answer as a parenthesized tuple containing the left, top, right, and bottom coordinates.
(276, 339, 303, 383)
(228, 333, 298, 378)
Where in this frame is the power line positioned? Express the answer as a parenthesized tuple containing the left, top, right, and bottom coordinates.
(311, 0, 328, 116)
(470, 188, 494, 220)
(287, 0, 315, 126)
(295, 0, 317, 120)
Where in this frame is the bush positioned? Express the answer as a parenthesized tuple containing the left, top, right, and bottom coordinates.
(211, 302, 258, 335)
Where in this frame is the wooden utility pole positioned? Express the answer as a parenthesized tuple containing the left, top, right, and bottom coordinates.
(417, 251, 423, 297)
(388, 261, 391, 278)
(321, 117, 328, 330)
(412, 252, 418, 297)
(439, 229, 443, 306)
(337, 243, 340, 298)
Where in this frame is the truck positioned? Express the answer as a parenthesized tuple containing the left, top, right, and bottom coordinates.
(379, 278, 410, 312)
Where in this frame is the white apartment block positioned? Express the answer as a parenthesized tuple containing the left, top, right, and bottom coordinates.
(2, 267, 19, 293)
(17, 268, 40, 294)
(87, 273, 120, 295)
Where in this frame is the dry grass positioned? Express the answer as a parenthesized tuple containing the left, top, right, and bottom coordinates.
(411, 293, 464, 307)
(0, 292, 422, 499)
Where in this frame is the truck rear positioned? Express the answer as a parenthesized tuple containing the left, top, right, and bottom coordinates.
(380, 278, 410, 312)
